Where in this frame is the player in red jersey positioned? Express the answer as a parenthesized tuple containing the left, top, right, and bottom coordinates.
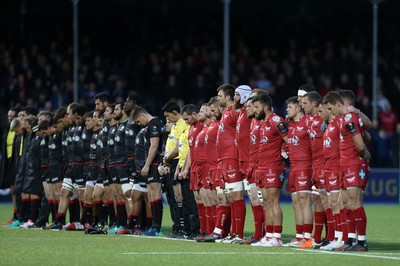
(180, 104, 205, 238)
(198, 97, 231, 242)
(299, 91, 332, 248)
(317, 102, 346, 251)
(193, 103, 214, 237)
(231, 85, 265, 244)
(214, 84, 246, 243)
(284, 96, 314, 247)
(323, 91, 371, 251)
(250, 93, 288, 247)
(239, 89, 268, 245)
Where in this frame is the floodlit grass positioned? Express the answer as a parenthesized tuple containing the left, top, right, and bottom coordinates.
(1, 204, 400, 266)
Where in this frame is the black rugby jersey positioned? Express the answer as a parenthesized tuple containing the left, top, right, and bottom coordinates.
(49, 133, 63, 165)
(135, 127, 146, 170)
(114, 119, 128, 165)
(107, 123, 118, 165)
(143, 117, 165, 164)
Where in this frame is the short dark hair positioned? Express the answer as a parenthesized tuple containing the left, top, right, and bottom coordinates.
(252, 88, 268, 97)
(303, 91, 321, 104)
(21, 106, 37, 116)
(107, 103, 116, 113)
(161, 101, 180, 114)
(127, 94, 142, 105)
(97, 110, 105, 118)
(217, 84, 235, 101)
(323, 91, 344, 105)
(10, 105, 22, 115)
(339, 90, 355, 105)
(207, 96, 219, 107)
(285, 96, 299, 105)
(38, 111, 53, 123)
(84, 111, 94, 119)
(181, 104, 199, 115)
(68, 102, 79, 112)
(252, 94, 273, 108)
(53, 106, 67, 122)
(38, 120, 51, 131)
(72, 105, 89, 116)
(131, 106, 148, 120)
(94, 92, 111, 102)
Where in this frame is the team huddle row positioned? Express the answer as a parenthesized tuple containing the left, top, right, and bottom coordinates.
(2, 84, 371, 251)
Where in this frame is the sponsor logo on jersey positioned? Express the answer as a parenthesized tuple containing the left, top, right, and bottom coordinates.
(227, 173, 236, 179)
(298, 181, 307, 186)
(358, 169, 366, 180)
(323, 137, 332, 148)
(329, 180, 337, 185)
(344, 113, 352, 122)
(347, 176, 356, 183)
(260, 136, 269, 144)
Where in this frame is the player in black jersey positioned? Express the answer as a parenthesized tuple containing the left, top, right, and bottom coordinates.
(45, 103, 82, 229)
(94, 92, 111, 113)
(109, 103, 130, 233)
(62, 105, 89, 231)
(116, 96, 144, 235)
(131, 106, 165, 236)
(93, 104, 116, 229)
(77, 111, 99, 227)
(47, 107, 67, 223)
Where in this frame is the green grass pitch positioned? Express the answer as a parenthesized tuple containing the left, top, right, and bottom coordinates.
(1, 203, 400, 266)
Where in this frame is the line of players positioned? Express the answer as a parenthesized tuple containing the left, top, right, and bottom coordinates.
(3, 84, 371, 251)
(185, 84, 371, 252)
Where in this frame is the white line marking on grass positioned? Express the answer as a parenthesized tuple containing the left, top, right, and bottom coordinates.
(122, 252, 321, 255)
(301, 249, 400, 261)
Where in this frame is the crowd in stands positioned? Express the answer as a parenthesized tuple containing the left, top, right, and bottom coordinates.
(0, 1, 399, 168)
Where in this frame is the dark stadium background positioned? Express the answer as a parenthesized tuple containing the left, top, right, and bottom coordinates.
(0, 0, 399, 175)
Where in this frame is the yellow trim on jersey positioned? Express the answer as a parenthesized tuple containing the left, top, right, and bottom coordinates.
(19, 135, 24, 156)
(6, 130, 15, 158)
